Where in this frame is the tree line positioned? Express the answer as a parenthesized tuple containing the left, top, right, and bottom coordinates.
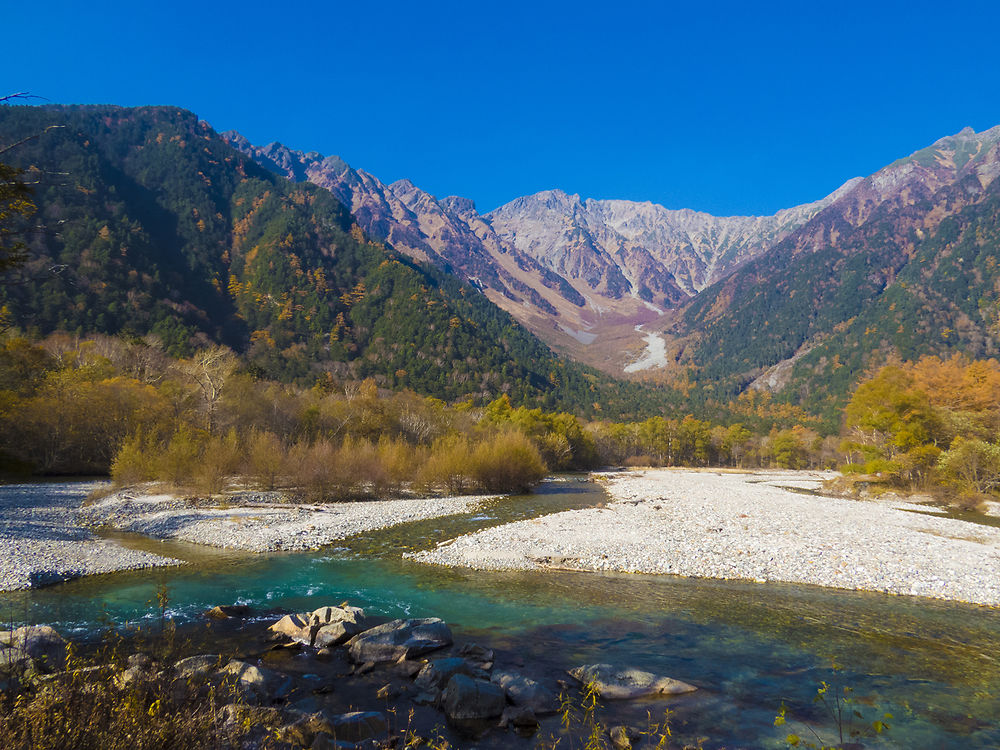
(3, 333, 998, 508)
(0, 334, 838, 497)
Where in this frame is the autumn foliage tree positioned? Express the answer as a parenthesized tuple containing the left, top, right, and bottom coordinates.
(841, 355, 1000, 502)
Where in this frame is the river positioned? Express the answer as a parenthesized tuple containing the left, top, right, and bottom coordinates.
(2, 479, 999, 748)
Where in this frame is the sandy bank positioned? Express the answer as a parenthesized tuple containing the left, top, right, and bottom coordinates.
(412, 469, 1000, 606)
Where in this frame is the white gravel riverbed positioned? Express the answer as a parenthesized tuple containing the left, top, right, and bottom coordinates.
(77, 486, 492, 553)
(0, 482, 182, 592)
(0, 482, 493, 591)
(412, 469, 1000, 606)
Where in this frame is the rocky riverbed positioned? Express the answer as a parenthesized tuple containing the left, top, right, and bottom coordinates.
(0, 482, 181, 592)
(1, 602, 694, 749)
(78, 486, 494, 553)
(412, 469, 1000, 606)
(0, 482, 494, 592)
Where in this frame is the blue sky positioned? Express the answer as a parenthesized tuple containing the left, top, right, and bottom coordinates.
(8, 0, 1000, 215)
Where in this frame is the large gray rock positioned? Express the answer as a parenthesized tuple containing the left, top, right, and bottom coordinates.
(10, 626, 67, 672)
(568, 664, 697, 700)
(313, 621, 360, 649)
(173, 654, 222, 681)
(414, 657, 485, 691)
(269, 606, 370, 647)
(171, 654, 223, 701)
(275, 712, 336, 747)
(441, 673, 506, 720)
(458, 642, 494, 670)
(347, 618, 452, 663)
(492, 669, 559, 714)
(219, 659, 293, 704)
(268, 613, 311, 641)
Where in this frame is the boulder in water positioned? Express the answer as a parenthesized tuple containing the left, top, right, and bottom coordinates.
(567, 664, 696, 700)
(347, 618, 452, 663)
(269, 605, 371, 647)
(414, 656, 485, 690)
(441, 673, 506, 720)
(205, 604, 251, 620)
(492, 669, 559, 714)
(327, 711, 388, 742)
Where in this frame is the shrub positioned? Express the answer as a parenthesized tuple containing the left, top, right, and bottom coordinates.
(244, 429, 286, 491)
(338, 437, 386, 498)
(418, 435, 474, 494)
(157, 426, 204, 487)
(110, 431, 159, 486)
(469, 431, 546, 493)
(376, 436, 422, 494)
(287, 439, 350, 502)
(936, 437, 1000, 495)
(194, 429, 241, 496)
(623, 454, 655, 468)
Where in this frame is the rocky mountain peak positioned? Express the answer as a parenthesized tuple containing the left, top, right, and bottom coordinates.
(441, 195, 477, 217)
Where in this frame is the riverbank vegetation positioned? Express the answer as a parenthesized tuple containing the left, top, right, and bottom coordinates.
(841, 354, 1000, 507)
(2, 332, 1000, 509)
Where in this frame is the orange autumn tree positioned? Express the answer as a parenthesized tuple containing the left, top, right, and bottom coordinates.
(842, 354, 1000, 498)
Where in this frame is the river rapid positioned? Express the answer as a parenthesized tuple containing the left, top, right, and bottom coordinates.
(1, 478, 999, 748)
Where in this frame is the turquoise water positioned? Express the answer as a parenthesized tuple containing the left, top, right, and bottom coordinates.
(2, 480, 999, 748)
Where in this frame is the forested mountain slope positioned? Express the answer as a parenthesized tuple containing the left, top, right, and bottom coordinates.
(224, 133, 853, 372)
(0, 105, 669, 417)
(672, 125, 1000, 419)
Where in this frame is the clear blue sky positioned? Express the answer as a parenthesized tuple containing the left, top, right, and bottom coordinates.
(9, 0, 1000, 215)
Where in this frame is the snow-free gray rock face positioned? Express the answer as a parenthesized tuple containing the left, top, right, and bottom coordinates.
(225, 125, 1000, 382)
(486, 187, 852, 300)
(222, 130, 858, 374)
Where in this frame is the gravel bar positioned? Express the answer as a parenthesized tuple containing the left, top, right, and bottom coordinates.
(411, 469, 1000, 606)
(0, 482, 182, 592)
(77, 487, 493, 552)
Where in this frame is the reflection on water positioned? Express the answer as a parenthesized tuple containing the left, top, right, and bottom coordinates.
(2, 479, 999, 747)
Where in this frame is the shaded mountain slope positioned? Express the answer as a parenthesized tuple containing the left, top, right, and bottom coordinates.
(0, 105, 671, 416)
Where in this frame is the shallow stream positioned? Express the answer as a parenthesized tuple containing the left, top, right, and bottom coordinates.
(2, 478, 999, 748)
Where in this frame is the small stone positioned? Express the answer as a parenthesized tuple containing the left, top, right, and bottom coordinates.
(501, 705, 539, 728)
(609, 725, 632, 750)
(205, 604, 251, 620)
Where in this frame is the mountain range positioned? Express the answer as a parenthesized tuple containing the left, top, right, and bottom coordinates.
(3, 103, 999, 427)
(223, 132, 862, 371)
(0, 105, 671, 419)
(225, 123, 1000, 422)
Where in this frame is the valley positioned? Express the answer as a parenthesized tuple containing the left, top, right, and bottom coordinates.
(225, 123, 1000, 425)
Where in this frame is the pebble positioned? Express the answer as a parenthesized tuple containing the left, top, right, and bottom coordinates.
(1, 482, 492, 591)
(75, 487, 492, 553)
(411, 469, 1000, 607)
(0, 482, 181, 592)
